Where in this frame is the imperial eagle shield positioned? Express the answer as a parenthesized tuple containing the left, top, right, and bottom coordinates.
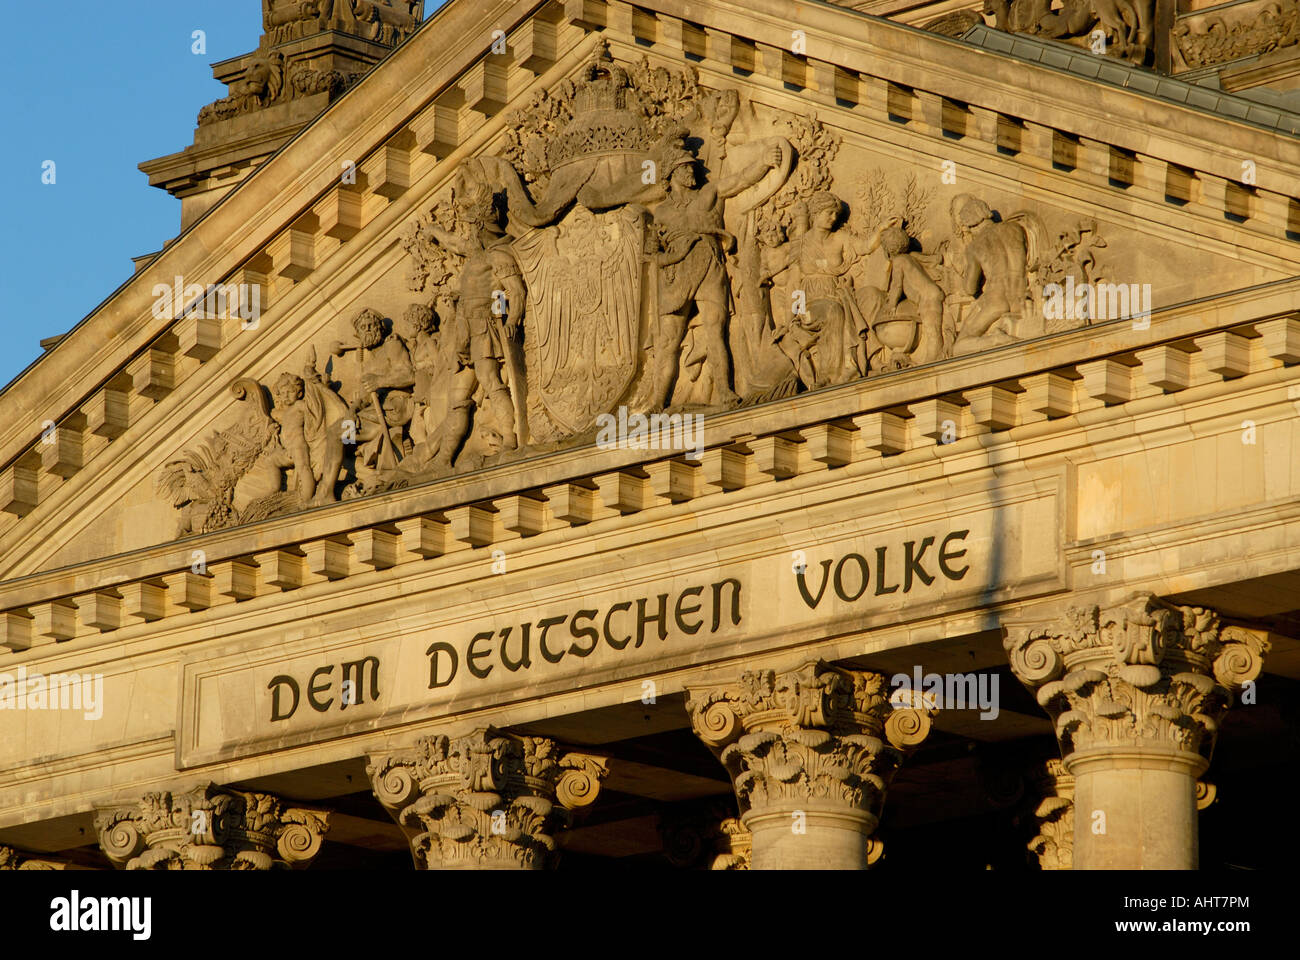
(512, 205, 647, 437)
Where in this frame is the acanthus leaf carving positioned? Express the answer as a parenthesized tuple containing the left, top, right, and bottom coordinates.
(366, 728, 606, 870)
(93, 783, 329, 870)
(686, 661, 933, 821)
(1003, 594, 1270, 765)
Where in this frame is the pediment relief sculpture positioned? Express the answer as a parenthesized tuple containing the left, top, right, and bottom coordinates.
(159, 45, 1122, 537)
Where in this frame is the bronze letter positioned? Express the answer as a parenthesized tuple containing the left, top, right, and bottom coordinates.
(537, 615, 567, 664)
(604, 602, 632, 650)
(635, 594, 670, 648)
(500, 624, 533, 672)
(568, 610, 599, 657)
(874, 546, 900, 595)
(833, 553, 869, 602)
(904, 537, 936, 592)
(340, 656, 380, 709)
(795, 559, 833, 609)
(711, 578, 743, 631)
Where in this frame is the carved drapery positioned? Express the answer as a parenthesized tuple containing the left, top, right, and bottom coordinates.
(367, 728, 606, 869)
(93, 783, 329, 870)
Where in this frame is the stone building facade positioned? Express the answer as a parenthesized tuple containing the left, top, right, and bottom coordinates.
(0, 0, 1297, 871)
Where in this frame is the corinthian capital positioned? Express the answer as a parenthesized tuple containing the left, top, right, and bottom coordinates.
(1003, 594, 1270, 765)
(686, 660, 933, 820)
(94, 783, 329, 870)
(366, 728, 607, 869)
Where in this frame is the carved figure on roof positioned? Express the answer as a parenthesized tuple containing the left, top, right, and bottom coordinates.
(982, 0, 1155, 64)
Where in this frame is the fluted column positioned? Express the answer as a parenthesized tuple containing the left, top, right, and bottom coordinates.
(686, 660, 932, 870)
(93, 782, 329, 870)
(1004, 594, 1269, 869)
(367, 728, 606, 869)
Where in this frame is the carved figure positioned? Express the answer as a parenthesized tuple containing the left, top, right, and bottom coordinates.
(483, 58, 683, 229)
(423, 167, 527, 450)
(866, 225, 946, 369)
(943, 194, 1033, 354)
(331, 308, 415, 480)
(766, 193, 894, 387)
(983, 0, 1155, 63)
(269, 347, 351, 505)
(652, 146, 782, 408)
(352, 0, 422, 44)
(158, 375, 342, 536)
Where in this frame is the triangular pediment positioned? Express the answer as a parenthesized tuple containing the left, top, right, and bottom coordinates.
(3, 0, 1299, 584)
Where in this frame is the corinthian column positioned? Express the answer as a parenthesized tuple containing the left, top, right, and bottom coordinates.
(686, 660, 932, 870)
(94, 783, 329, 870)
(1003, 594, 1269, 869)
(366, 728, 606, 869)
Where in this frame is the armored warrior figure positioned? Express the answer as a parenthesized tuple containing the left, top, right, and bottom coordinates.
(652, 146, 783, 409)
(424, 168, 528, 451)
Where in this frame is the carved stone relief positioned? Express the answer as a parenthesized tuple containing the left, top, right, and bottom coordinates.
(198, 2, 424, 126)
(262, 0, 423, 47)
(981, 0, 1158, 65)
(162, 44, 1120, 535)
(1173, 1, 1300, 71)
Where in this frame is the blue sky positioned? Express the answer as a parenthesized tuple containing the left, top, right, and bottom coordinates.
(0, 1, 436, 390)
